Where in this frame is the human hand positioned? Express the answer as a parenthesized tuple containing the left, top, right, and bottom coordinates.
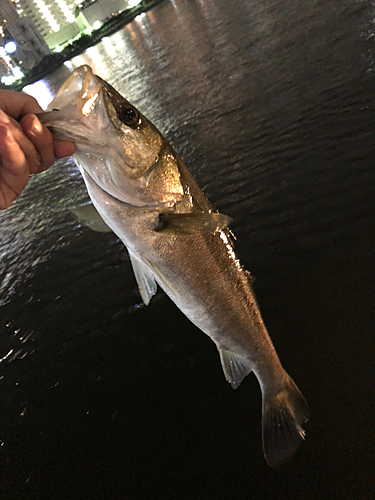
(0, 90, 75, 209)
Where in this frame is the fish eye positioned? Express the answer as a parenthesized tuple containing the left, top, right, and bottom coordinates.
(117, 103, 140, 127)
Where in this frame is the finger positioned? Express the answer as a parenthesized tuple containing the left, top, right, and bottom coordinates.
(21, 114, 56, 173)
(1, 115, 41, 174)
(0, 124, 29, 208)
(54, 140, 76, 159)
(10, 126, 41, 175)
(0, 90, 43, 119)
(0, 123, 28, 175)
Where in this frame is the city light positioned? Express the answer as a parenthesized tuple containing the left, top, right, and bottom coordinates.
(128, 0, 142, 7)
(0, 47, 12, 66)
(4, 41, 17, 54)
(13, 66, 24, 79)
(1, 75, 16, 85)
(0, 0, 161, 89)
(0, 66, 24, 86)
(63, 60, 74, 69)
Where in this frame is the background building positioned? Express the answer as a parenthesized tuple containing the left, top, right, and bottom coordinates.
(2, 17, 51, 68)
(15, 0, 85, 49)
(78, 0, 135, 27)
(15, 0, 78, 37)
(13, 0, 140, 49)
(0, 0, 20, 25)
(0, 0, 52, 74)
(0, 0, 142, 76)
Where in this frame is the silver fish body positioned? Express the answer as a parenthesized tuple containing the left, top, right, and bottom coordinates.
(40, 65, 309, 467)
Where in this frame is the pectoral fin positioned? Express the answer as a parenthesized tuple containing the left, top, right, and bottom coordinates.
(71, 203, 112, 233)
(219, 349, 253, 389)
(153, 212, 232, 235)
(129, 253, 157, 305)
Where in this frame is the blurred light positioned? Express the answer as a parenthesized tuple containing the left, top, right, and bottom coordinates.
(63, 60, 74, 69)
(23, 80, 55, 110)
(1, 75, 16, 85)
(13, 66, 23, 79)
(54, 45, 63, 52)
(85, 46, 98, 58)
(128, 0, 142, 7)
(93, 20, 101, 30)
(4, 41, 17, 54)
(0, 47, 12, 66)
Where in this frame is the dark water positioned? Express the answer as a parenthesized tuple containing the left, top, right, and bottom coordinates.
(0, 0, 374, 498)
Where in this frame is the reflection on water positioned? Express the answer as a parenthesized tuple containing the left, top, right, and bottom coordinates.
(22, 80, 55, 110)
(0, 0, 374, 497)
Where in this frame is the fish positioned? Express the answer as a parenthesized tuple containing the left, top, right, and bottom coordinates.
(39, 65, 309, 467)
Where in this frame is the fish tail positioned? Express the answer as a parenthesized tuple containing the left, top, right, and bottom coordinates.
(261, 374, 310, 468)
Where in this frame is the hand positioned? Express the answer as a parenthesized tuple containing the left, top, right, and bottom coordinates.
(0, 89, 75, 209)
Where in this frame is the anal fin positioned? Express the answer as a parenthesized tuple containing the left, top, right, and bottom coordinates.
(219, 349, 253, 389)
(129, 253, 157, 306)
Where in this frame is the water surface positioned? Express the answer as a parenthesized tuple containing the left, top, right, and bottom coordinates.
(0, 0, 374, 498)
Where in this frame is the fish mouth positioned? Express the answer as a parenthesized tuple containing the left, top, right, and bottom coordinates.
(38, 65, 107, 147)
(47, 65, 103, 113)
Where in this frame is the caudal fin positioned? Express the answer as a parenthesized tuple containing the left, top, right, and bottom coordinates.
(262, 376, 310, 468)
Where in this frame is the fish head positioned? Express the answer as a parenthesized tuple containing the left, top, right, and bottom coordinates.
(40, 65, 185, 207)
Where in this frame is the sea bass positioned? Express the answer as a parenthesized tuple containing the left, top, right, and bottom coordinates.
(39, 65, 309, 467)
